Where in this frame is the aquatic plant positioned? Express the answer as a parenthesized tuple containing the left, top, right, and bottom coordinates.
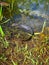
(0, 2, 10, 48)
(0, 4, 3, 21)
(0, 26, 9, 48)
(1, 18, 10, 24)
(12, 60, 18, 65)
(0, 54, 7, 61)
(0, 25, 5, 37)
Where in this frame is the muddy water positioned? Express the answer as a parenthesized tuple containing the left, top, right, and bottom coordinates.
(2, 11, 49, 35)
(2, 1, 49, 33)
(17, 2, 49, 32)
(11, 13, 49, 33)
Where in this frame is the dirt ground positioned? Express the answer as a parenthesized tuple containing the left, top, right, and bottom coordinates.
(0, 27, 49, 65)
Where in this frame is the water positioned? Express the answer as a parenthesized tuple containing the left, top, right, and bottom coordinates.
(3, 1, 49, 34)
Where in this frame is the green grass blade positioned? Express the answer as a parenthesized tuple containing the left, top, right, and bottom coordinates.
(1, 19, 10, 24)
(12, 60, 18, 65)
(0, 5, 3, 21)
(0, 25, 5, 37)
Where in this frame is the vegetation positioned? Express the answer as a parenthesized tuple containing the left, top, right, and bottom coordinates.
(0, 0, 49, 65)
